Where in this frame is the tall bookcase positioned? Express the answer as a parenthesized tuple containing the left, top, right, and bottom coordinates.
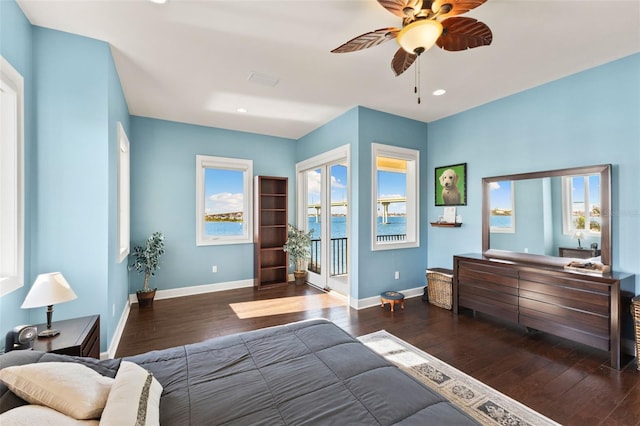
(254, 176, 289, 289)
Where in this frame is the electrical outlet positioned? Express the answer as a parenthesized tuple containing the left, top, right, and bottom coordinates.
(394, 271, 400, 280)
(212, 265, 218, 273)
(112, 304, 115, 317)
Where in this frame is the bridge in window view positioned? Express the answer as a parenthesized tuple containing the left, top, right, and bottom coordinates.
(308, 197, 406, 223)
(307, 196, 407, 277)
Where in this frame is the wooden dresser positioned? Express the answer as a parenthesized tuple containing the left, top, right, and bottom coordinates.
(453, 254, 634, 369)
(33, 315, 100, 359)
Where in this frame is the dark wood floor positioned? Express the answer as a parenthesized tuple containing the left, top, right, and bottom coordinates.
(117, 284, 640, 425)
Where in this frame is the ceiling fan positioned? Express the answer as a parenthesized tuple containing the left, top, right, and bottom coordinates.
(331, 0, 493, 77)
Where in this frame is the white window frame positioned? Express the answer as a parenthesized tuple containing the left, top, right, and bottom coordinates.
(562, 175, 600, 236)
(196, 155, 253, 246)
(117, 122, 130, 262)
(489, 180, 516, 234)
(371, 143, 419, 251)
(0, 56, 24, 297)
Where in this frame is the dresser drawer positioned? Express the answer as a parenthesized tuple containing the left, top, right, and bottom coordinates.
(80, 316, 100, 358)
(457, 260, 519, 321)
(33, 315, 100, 359)
(518, 271, 611, 350)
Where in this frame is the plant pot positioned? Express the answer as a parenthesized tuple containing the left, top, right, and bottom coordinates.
(136, 289, 157, 308)
(293, 270, 307, 286)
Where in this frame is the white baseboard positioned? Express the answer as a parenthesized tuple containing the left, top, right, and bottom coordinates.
(353, 286, 424, 310)
(117, 281, 422, 352)
(128, 279, 254, 304)
(107, 280, 254, 358)
(103, 300, 131, 360)
(118, 281, 638, 360)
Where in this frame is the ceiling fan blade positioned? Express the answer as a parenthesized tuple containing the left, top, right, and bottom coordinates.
(391, 48, 417, 76)
(331, 28, 400, 53)
(436, 17, 492, 51)
(431, 0, 487, 19)
(378, 0, 423, 18)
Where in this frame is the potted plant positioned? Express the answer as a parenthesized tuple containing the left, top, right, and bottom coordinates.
(129, 231, 165, 307)
(283, 224, 314, 285)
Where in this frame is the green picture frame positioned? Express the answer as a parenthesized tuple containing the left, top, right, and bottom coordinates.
(435, 163, 467, 206)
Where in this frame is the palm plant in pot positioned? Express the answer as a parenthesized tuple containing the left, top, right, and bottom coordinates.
(283, 224, 314, 285)
(129, 232, 165, 307)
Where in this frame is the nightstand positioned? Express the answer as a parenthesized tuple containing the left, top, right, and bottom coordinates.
(558, 247, 601, 259)
(32, 315, 100, 359)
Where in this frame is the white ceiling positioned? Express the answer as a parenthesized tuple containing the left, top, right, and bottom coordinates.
(16, 0, 640, 139)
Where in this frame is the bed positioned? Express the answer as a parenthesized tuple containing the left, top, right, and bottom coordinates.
(1, 319, 478, 425)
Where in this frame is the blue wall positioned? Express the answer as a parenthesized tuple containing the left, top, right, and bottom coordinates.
(31, 27, 128, 351)
(427, 53, 640, 293)
(357, 108, 429, 299)
(296, 108, 360, 295)
(296, 107, 429, 300)
(2, 0, 638, 354)
(107, 46, 131, 349)
(128, 117, 296, 293)
(491, 178, 550, 254)
(32, 28, 109, 327)
(0, 0, 33, 340)
(0, 0, 130, 352)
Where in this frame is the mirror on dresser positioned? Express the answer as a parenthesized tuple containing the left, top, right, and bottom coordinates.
(482, 164, 611, 267)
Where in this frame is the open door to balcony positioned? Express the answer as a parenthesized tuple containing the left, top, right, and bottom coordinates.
(296, 146, 350, 298)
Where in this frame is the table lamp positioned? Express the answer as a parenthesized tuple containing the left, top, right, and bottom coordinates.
(573, 230, 585, 249)
(21, 272, 77, 337)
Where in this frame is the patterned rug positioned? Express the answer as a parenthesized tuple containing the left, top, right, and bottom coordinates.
(359, 330, 560, 426)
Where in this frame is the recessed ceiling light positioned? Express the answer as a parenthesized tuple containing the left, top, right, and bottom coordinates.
(432, 89, 446, 96)
(148, 0, 167, 4)
(236, 107, 248, 113)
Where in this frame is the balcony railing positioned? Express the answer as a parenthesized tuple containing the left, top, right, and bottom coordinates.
(376, 234, 407, 242)
(308, 234, 406, 276)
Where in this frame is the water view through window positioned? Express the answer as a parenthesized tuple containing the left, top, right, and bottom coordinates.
(490, 180, 514, 231)
(204, 168, 244, 237)
(376, 156, 407, 240)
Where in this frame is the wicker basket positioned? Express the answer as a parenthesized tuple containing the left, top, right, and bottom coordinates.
(426, 269, 453, 310)
(632, 295, 640, 371)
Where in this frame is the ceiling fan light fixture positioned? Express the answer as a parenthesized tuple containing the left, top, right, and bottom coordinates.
(397, 19, 443, 55)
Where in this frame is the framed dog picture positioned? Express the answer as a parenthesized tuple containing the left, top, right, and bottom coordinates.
(435, 163, 467, 206)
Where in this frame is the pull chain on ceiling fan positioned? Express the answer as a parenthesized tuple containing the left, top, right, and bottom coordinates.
(331, 0, 493, 104)
(414, 53, 421, 104)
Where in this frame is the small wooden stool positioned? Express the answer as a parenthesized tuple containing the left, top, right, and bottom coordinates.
(380, 291, 405, 312)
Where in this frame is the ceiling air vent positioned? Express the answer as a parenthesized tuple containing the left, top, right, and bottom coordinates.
(247, 72, 279, 88)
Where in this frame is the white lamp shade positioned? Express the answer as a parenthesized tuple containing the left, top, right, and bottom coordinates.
(21, 272, 77, 309)
(397, 19, 443, 54)
(573, 230, 585, 239)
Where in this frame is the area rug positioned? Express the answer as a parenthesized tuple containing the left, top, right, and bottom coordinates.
(359, 330, 560, 426)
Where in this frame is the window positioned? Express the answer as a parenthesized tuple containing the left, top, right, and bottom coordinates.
(0, 56, 24, 296)
(562, 174, 601, 235)
(117, 122, 130, 262)
(196, 155, 253, 246)
(371, 143, 419, 250)
(489, 180, 515, 233)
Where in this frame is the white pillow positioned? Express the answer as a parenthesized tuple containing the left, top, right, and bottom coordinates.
(0, 362, 113, 420)
(0, 405, 99, 425)
(99, 361, 163, 426)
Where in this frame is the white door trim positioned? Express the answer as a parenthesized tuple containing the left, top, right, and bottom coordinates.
(295, 145, 351, 299)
